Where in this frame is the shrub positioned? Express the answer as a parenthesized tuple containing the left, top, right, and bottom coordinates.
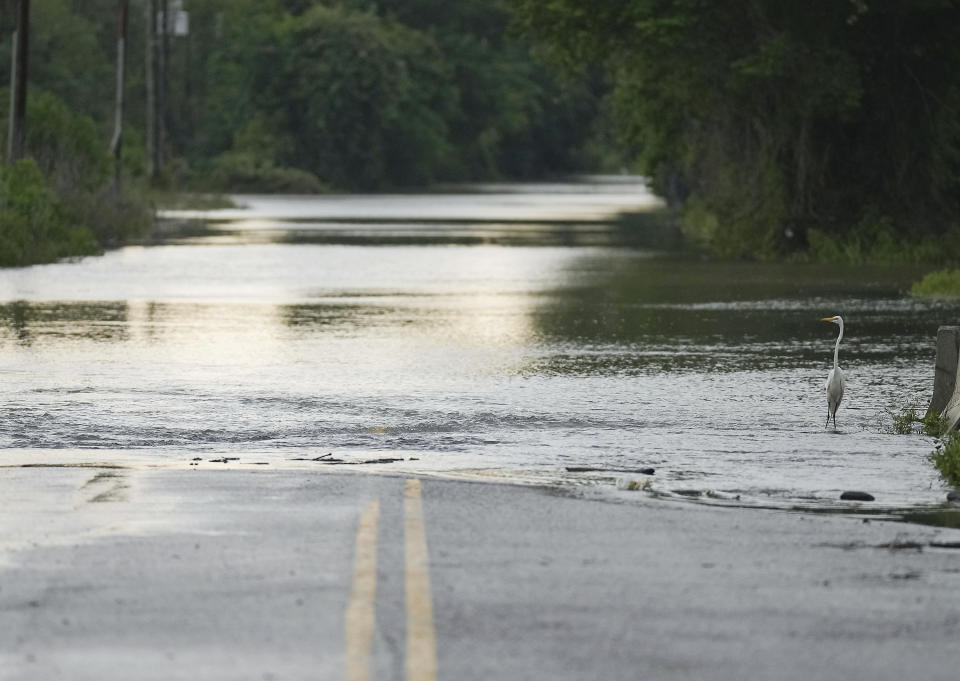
(1, 90, 154, 266)
(0, 159, 100, 266)
(62, 185, 154, 248)
(202, 152, 328, 194)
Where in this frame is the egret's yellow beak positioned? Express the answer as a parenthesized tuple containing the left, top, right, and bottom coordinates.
(820, 316, 838, 322)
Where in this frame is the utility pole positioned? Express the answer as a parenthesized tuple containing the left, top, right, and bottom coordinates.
(6, 0, 30, 163)
(109, 0, 129, 187)
(145, 0, 159, 180)
(159, 0, 169, 174)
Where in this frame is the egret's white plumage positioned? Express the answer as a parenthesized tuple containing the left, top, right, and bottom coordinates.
(821, 315, 846, 429)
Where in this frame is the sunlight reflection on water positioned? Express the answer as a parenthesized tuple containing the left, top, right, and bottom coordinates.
(2, 179, 959, 512)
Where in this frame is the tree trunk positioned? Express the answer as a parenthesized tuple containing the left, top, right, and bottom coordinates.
(6, 0, 30, 163)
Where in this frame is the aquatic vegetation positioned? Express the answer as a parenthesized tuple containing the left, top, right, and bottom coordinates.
(930, 431, 960, 488)
(911, 269, 960, 299)
(889, 406, 947, 437)
(890, 407, 919, 435)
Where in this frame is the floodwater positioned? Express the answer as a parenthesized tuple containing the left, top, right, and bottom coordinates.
(2, 177, 959, 512)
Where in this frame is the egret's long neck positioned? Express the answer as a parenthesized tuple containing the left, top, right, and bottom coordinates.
(833, 319, 844, 368)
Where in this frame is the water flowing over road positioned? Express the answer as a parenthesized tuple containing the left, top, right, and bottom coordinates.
(2, 177, 959, 512)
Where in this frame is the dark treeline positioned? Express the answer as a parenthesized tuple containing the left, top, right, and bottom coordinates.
(2, 0, 960, 265)
(1, 0, 613, 194)
(514, 0, 960, 260)
(0, 0, 617, 265)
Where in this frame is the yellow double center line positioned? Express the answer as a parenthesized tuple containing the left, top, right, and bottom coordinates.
(346, 498, 380, 681)
(404, 479, 437, 681)
(345, 479, 437, 681)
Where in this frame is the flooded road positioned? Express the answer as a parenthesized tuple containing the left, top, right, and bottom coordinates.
(2, 177, 959, 511)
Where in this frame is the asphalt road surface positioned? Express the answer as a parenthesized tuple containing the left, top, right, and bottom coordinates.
(2, 463, 960, 680)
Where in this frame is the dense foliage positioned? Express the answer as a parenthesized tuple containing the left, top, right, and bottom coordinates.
(3, 0, 960, 264)
(0, 157, 98, 266)
(0, 0, 609, 194)
(0, 0, 612, 264)
(0, 88, 151, 266)
(513, 0, 960, 258)
(191, 0, 610, 188)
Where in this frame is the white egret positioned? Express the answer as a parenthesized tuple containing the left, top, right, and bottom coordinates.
(821, 315, 846, 429)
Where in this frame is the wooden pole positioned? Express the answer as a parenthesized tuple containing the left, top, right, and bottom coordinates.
(159, 0, 169, 173)
(145, 0, 158, 180)
(6, 0, 30, 163)
(109, 0, 129, 187)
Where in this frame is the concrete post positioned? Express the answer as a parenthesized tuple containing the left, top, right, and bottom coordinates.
(929, 326, 960, 430)
(945, 366, 960, 432)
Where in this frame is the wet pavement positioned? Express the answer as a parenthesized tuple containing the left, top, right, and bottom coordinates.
(2, 464, 959, 681)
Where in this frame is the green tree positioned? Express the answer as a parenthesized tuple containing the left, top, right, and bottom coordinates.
(3, 0, 618, 193)
(0, 0, 114, 128)
(156, 0, 614, 188)
(513, 0, 960, 258)
(360, 0, 613, 179)
(260, 5, 457, 188)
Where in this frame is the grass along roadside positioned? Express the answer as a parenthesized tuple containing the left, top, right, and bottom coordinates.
(931, 431, 960, 489)
(889, 407, 946, 436)
(889, 406, 960, 490)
